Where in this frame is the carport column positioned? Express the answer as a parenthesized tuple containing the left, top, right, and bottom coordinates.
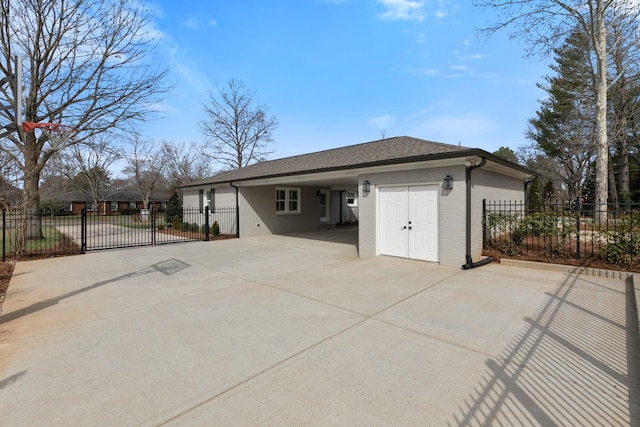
(204, 206, 210, 241)
(231, 182, 240, 238)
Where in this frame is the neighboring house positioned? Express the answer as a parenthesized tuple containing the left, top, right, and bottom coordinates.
(180, 136, 536, 268)
(53, 190, 169, 215)
(0, 178, 22, 209)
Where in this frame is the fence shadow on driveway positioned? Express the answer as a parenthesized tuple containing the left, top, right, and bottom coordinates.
(449, 272, 638, 426)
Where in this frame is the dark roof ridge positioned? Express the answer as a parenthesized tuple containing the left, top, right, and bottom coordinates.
(250, 136, 469, 166)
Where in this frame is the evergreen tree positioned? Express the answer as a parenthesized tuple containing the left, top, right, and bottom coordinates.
(527, 31, 596, 201)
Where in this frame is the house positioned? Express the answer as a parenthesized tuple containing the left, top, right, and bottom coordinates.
(0, 178, 22, 209)
(53, 189, 169, 215)
(180, 136, 535, 268)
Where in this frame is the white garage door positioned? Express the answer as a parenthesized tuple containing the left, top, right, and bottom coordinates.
(379, 185, 438, 262)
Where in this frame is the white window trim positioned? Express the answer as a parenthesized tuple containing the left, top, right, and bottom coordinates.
(110, 201, 118, 211)
(64, 202, 73, 212)
(275, 187, 301, 214)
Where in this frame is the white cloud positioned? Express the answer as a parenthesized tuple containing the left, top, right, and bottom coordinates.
(368, 114, 395, 129)
(462, 53, 487, 60)
(377, 0, 425, 22)
(406, 67, 467, 78)
(183, 17, 217, 30)
(163, 40, 212, 94)
(409, 113, 498, 145)
(183, 17, 202, 30)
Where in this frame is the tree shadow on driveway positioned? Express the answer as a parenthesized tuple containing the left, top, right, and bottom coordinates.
(0, 258, 190, 325)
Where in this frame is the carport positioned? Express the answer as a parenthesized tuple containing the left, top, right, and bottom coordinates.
(181, 136, 537, 268)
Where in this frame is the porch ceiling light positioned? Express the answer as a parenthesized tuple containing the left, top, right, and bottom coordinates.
(443, 175, 453, 190)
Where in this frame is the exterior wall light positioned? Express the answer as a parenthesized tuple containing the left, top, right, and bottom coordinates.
(443, 175, 453, 190)
(362, 180, 370, 194)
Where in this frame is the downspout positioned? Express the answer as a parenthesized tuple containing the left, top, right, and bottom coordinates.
(230, 182, 240, 238)
(524, 177, 537, 207)
(462, 157, 493, 270)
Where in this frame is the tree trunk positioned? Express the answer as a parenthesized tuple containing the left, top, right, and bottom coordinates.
(593, 1, 608, 224)
(22, 148, 43, 240)
(608, 153, 619, 208)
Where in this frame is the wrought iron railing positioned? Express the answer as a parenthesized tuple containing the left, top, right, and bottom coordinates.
(2, 206, 238, 261)
(483, 200, 640, 268)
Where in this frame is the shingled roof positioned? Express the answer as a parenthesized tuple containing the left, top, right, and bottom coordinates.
(183, 136, 488, 187)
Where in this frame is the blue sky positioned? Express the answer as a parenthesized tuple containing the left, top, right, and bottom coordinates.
(146, 0, 551, 161)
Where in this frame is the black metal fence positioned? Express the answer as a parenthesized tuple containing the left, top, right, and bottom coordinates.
(2, 209, 82, 261)
(2, 206, 238, 261)
(483, 200, 640, 268)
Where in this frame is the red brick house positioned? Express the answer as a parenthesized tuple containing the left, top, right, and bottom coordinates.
(53, 190, 169, 215)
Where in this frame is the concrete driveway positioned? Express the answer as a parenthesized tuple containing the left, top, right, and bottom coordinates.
(0, 230, 637, 426)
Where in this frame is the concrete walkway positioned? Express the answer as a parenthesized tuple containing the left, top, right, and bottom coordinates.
(0, 231, 637, 426)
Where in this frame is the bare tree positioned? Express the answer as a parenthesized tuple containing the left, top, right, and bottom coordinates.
(57, 134, 121, 213)
(0, 0, 169, 237)
(163, 141, 213, 188)
(607, 9, 640, 204)
(475, 0, 640, 220)
(124, 132, 166, 210)
(201, 79, 278, 170)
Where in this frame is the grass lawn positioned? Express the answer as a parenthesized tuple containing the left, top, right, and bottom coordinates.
(0, 226, 78, 255)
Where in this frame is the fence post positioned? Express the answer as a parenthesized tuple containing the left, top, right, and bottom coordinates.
(204, 206, 210, 241)
(81, 208, 86, 254)
(151, 207, 156, 246)
(2, 208, 5, 262)
(482, 199, 487, 250)
(575, 197, 581, 259)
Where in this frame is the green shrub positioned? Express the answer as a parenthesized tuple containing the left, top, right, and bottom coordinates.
(499, 241, 519, 256)
(172, 216, 181, 230)
(602, 214, 640, 266)
(521, 212, 559, 237)
(212, 221, 220, 237)
(119, 207, 140, 215)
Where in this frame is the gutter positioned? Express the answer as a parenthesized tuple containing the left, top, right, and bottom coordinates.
(230, 182, 240, 238)
(177, 148, 537, 189)
(462, 157, 494, 270)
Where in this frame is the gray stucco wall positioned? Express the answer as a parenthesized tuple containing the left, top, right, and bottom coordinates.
(239, 185, 321, 237)
(357, 165, 467, 268)
(470, 169, 525, 261)
(182, 186, 236, 210)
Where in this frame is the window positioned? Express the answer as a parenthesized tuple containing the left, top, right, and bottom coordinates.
(275, 187, 300, 214)
(346, 191, 358, 207)
(110, 201, 118, 211)
(64, 202, 73, 212)
(199, 189, 204, 213)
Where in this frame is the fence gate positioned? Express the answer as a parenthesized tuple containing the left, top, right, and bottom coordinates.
(81, 206, 238, 252)
(1, 206, 238, 260)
